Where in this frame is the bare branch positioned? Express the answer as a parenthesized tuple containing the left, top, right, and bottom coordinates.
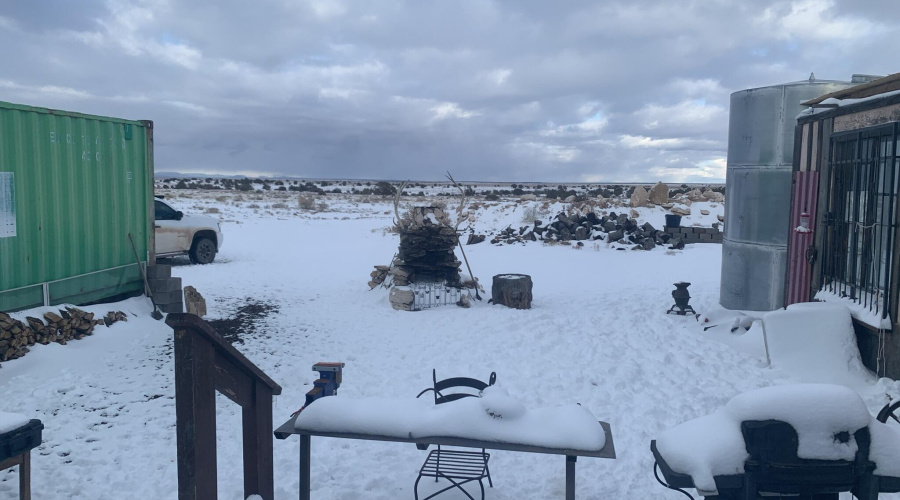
(445, 171, 470, 231)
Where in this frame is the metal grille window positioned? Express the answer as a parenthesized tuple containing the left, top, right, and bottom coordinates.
(820, 123, 899, 321)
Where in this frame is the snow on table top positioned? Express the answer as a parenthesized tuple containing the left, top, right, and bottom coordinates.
(295, 387, 606, 452)
(0, 410, 30, 434)
(656, 384, 873, 494)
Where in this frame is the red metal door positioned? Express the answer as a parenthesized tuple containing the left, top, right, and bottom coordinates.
(786, 171, 819, 305)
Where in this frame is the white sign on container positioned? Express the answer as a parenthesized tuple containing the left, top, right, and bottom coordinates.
(0, 172, 16, 238)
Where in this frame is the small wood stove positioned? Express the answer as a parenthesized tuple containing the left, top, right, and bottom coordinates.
(666, 281, 696, 316)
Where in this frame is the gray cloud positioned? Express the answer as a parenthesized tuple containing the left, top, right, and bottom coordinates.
(0, 0, 896, 182)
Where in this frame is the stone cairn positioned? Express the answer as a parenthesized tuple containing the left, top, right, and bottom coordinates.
(0, 308, 128, 365)
(394, 207, 462, 286)
(368, 206, 466, 311)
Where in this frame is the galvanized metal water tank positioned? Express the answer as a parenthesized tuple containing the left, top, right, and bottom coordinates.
(720, 76, 856, 311)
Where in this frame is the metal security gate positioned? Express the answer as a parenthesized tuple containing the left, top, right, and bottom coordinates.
(820, 122, 899, 321)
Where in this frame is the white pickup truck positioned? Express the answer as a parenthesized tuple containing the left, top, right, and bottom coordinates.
(154, 198, 224, 264)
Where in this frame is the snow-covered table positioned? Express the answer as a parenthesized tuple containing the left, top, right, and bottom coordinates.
(274, 394, 616, 500)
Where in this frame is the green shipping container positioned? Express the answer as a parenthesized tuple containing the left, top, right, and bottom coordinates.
(0, 101, 154, 312)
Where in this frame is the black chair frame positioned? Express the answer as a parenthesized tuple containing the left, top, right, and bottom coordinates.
(414, 369, 497, 500)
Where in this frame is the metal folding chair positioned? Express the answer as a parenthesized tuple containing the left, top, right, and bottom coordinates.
(414, 369, 497, 500)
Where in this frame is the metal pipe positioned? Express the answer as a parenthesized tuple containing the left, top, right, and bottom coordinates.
(760, 318, 772, 367)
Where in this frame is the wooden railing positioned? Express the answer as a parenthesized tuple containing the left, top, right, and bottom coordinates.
(167, 313, 283, 500)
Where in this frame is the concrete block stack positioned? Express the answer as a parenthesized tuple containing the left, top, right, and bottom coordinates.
(664, 224, 724, 244)
(147, 264, 183, 313)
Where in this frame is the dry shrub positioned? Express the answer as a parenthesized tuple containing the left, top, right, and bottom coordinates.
(316, 201, 329, 211)
(247, 203, 261, 209)
(271, 202, 289, 209)
(205, 207, 220, 214)
(298, 194, 316, 210)
(214, 195, 228, 202)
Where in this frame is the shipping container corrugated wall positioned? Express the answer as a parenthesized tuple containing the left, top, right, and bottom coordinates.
(0, 101, 154, 312)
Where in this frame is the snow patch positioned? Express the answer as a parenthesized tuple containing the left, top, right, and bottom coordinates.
(763, 302, 874, 389)
(814, 287, 892, 330)
(0, 410, 29, 434)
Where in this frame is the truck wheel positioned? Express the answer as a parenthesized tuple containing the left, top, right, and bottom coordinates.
(190, 237, 217, 264)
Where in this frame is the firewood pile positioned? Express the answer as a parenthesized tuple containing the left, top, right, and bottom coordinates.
(0, 308, 128, 364)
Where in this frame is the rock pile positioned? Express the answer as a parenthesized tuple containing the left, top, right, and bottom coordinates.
(0, 308, 127, 364)
(487, 211, 681, 250)
(629, 182, 725, 208)
(368, 265, 391, 289)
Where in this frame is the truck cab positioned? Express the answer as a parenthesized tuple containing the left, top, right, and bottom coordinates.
(154, 198, 224, 264)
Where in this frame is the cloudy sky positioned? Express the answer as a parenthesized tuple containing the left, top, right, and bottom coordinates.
(0, 0, 896, 182)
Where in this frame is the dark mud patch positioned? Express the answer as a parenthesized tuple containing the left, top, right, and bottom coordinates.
(207, 298, 279, 344)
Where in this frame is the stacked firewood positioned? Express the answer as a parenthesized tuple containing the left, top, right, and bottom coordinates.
(0, 308, 127, 364)
(0, 313, 31, 362)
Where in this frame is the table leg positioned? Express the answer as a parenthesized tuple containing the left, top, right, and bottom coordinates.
(20, 452, 30, 500)
(300, 435, 311, 500)
(566, 455, 576, 500)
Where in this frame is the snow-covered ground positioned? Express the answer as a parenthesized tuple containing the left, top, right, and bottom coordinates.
(2, 190, 899, 499)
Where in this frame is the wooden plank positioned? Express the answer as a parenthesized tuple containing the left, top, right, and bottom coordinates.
(215, 352, 252, 406)
(174, 327, 218, 500)
(0, 454, 23, 471)
(167, 314, 282, 394)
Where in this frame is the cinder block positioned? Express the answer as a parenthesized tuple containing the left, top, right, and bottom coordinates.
(148, 277, 182, 293)
(146, 265, 172, 279)
(700, 233, 712, 241)
(680, 227, 693, 234)
(152, 290, 183, 304)
(157, 302, 183, 314)
(693, 227, 707, 234)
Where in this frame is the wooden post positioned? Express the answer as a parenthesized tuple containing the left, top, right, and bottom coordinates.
(491, 274, 533, 309)
(20, 451, 30, 500)
(168, 314, 282, 500)
(243, 383, 276, 499)
(174, 325, 218, 500)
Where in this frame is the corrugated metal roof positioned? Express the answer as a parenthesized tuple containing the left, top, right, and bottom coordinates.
(802, 72, 900, 106)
